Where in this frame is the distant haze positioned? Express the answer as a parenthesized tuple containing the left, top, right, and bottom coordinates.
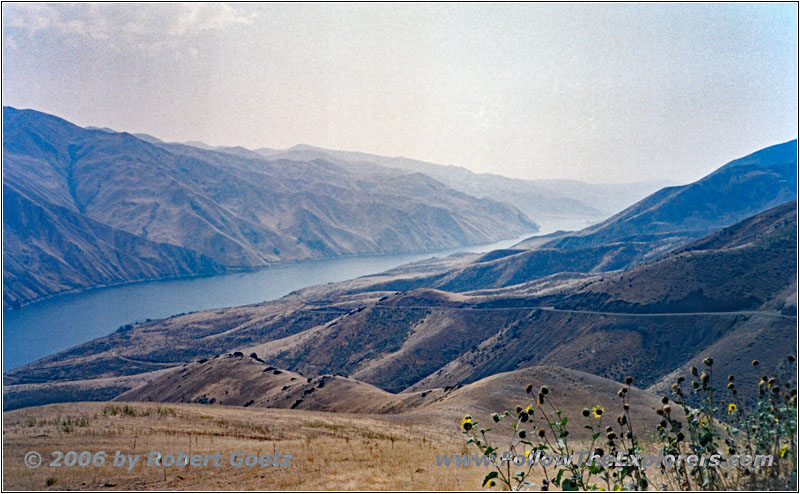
(2, 3, 797, 183)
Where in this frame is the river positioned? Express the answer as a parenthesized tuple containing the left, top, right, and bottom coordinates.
(2, 218, 597, 372)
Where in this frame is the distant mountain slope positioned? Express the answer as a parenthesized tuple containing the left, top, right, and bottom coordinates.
(3, 106, 537, 308)
(563, 200, 797, 313)
(538, 139, 797, 251)
(3, 185, 223, 308)
(419, 140, 797, 292)
(297, 141, 797, 296)
(252, 144, 666, 221)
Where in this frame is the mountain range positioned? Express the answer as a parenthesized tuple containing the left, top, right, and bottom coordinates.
(79, 125, 671, 225)
(363, 140, 797, 293)
(4, 107, 540, 308)
(250, 144, 669, 221)
(4, 139, 796, 412)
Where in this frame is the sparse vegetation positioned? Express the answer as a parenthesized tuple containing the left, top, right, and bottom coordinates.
(156, 406, 177, 417)
(657, 355, 797, 490)
(460, 356, 798, 491)
(60, 415, 90, 433)
(461, 379, 647, 490)
(103, 404, 151, 417)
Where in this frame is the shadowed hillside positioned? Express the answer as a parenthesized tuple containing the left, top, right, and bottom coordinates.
(3, 107, 537, 308)
(117, 354, 670, 438)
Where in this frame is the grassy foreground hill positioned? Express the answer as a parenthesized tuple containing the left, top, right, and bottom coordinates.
(4, 365, 671, 490)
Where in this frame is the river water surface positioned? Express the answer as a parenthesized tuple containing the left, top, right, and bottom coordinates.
(3, 219, 597, 371)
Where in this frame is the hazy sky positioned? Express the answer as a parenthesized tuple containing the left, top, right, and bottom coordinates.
(2, 3, 797, 183)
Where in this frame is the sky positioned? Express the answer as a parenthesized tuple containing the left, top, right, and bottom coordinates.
(2, 3, 797, 184)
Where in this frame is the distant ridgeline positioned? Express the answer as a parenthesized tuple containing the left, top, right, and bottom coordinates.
(2, 106, 539, 308)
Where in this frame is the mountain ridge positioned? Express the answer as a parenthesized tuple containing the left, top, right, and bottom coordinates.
(3, 106, 538, 308)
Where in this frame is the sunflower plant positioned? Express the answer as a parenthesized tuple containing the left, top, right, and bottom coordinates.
(460, 380, 648, 491)
(657, 355, 797, 490)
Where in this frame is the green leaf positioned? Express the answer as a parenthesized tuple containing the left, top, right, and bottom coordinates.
(561, 478, 579, 491)
(482, 471, 499, 487)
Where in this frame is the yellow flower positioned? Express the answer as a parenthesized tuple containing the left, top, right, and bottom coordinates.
(525, 405, 534, 415)
(524, 450, 532, 460)
(727, 403, 737, 414)
(592, 405, 604, 418)
(461, 415, 473, 431)
(700, 418, 707, 426)
(780, 445, 788, 458)
(488, 480, 496, 488)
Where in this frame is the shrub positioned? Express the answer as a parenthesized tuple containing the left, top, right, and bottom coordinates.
(657, 356, 797, 490)
(460, 382, 646, 490)
(459, 355, 797, 491)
